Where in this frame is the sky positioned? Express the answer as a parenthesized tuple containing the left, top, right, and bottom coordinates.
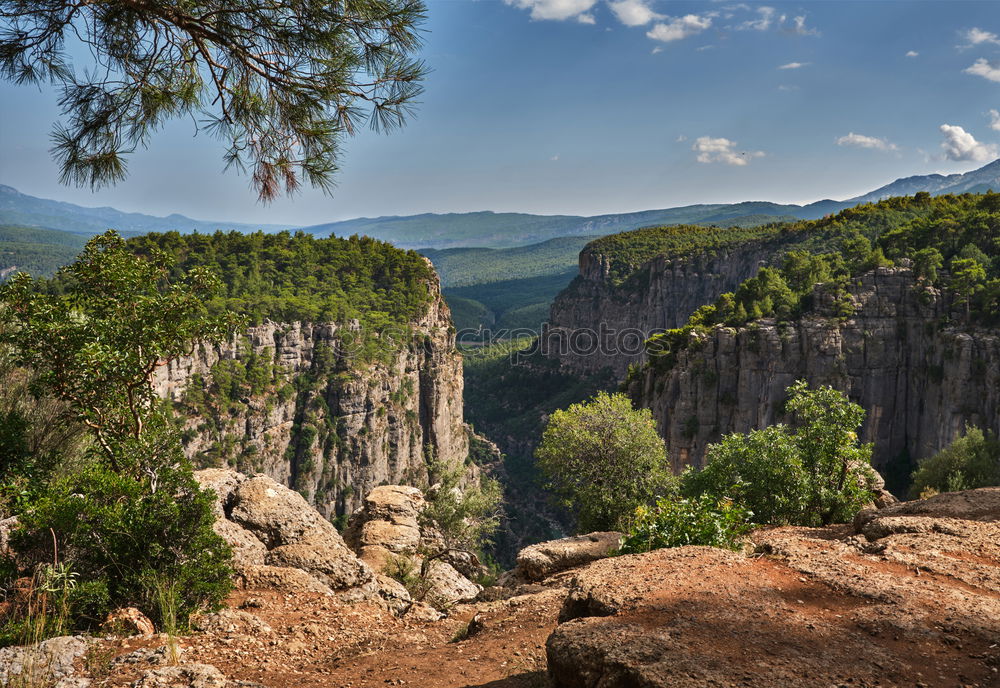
(2, 0, 1000, 226)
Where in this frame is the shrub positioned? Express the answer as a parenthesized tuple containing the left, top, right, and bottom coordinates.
(536, 392, 672, 532)
(682, 381, 877, 527)
(618, 494, 752, 554)
(14, 449, 232, 629)
(910, 425, 1000, 497)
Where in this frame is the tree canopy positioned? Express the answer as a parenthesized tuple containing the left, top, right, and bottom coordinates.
(0, 0, 427, 200)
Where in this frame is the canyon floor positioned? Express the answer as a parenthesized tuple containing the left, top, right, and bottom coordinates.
(82, 492, 1000, 688)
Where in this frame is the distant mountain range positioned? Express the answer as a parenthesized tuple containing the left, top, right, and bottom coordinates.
(0, 184, 297, 236)
(3, 158, 1000, 250)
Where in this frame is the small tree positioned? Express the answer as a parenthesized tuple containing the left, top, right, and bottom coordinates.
(536, 392, 672, 533)
(682, 380, 877, 527)
(910, 425, 1000, 497)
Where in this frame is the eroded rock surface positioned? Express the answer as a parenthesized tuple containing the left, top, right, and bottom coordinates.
(547, 500, 1000, 688)
(507, 532, 622, 583)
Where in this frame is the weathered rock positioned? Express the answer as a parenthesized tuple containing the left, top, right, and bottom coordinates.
(212, 518, 267, 568)
(511, 532, 622, 583)
(192, 609, 272, 636)
(344, 485, 425, 552)
(103, 607, 156, 637)
(130, 663, 257, 688)
(0, 515, 17, 555)
(229, 476, 342, 548)
(856, 486, 1000, 529)
(266, 539, 372, 590)
(112, 645, 184, 668)
(424, 560, 481, 606)
(0, 636, 92, 685)
(236, 565, 334, 595)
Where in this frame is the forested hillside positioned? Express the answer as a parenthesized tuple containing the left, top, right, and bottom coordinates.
(0, 224, 87, 277)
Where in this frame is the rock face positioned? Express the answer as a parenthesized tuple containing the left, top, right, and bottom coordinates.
(155, 273, 468, 519)
(194, 469, 375, 595)
(546, 494, 1000, 688)
(545, 241, 780, 376)
(630, 267, 1000, 475)
(0, 636, 92, 685)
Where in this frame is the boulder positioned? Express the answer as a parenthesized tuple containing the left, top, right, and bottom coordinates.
(102, 607, 156, 637)
(192, 609, 272, 636)
(424, 560, 481, 606)
(0, 515, 18, 555)
(266, 539, 372, 590)
(510, 532, 622, 583)
(344, 485, 424, 554)
(212, 518, 267, 568)
(236, 565, 335, 595)
(228, 476, 341, 548)
(854, 487, 1000, 533)
(0, 635, 92, 685)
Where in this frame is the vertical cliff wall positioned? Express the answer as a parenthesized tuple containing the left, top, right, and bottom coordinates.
(545, 241, 783, 377)
(154, 281, 468, 520)
(630, 267, 1000, 480)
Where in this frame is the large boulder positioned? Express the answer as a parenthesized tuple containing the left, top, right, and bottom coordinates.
(344, 485, 424, 556)
(855, 486, 1000, 533)
(194, 470, 375, 595)
(508, 532, 622, 583)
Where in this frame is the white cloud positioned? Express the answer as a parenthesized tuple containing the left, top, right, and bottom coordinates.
(939, 124, 999, 162)
(577, 12, 596, 23)
(990, 109, 1000, 132)
(905, 50, 919, 58)
(504, 0, 598, 22)
(777, 84, 798, 92)
(692, 136, 764, 166)
(778, 61, 808, 70)
(675, 134, 687, 142)
(608, 0, 662, 27)
(964, 27, 1000, 46)
(651, 46, 663, 54)
(965, 58, 1000, 83)
(647, 13, 713, 42)
(788, 15, 818, 36)
(836, 132, 899, 152)
(739, 6, 776, 31)
(550, 154, 560, 161)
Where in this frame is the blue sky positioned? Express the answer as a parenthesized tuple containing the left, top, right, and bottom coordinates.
(2, 0, 1000, 225)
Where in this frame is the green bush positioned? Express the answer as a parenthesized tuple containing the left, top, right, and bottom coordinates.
(536, 392, 672, 532)
(910, 426, 1000, 497)
(14, 451, 232, 629)
(619, 494, 752, 554)
(681, 381, 877, 527)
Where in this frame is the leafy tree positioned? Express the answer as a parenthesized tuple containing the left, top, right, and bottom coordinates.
(910, 425, 1000, 497)
(0, 0, 426, 200)
(949, 257, 986, 320)
(0, 231, 239, 629)
(913, 247, 944, 284)
(536, 392, 672, 532)
(682, 381, 877, 527)
(0, 230, 241, 471)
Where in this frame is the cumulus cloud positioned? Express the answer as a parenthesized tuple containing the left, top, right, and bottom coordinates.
(608, 0, 662, 26)
(990, 109, 1000, 132)
(577, 12, 596, 23)
(939, 124, 999, 162)
(647, 13, 713, 42)
(964, 27, 1000, 46)
(778, 61, 808, 70)
(965, 58, 1000, 83)
(692, 136, 764, 166)
(836, 132, 899, 152)
(905, 50, 919, 58)
(504, 0, 598, 22)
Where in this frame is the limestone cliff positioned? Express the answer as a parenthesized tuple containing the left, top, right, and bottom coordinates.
(545, 240, 783, 377)
(154, 275, 468, 520)
(629, 267, 1000, 479)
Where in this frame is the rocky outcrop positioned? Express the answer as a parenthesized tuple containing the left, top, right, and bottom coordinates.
(343, 484, 482, 607)
(155, 273, 468, 520)
(631, 267, 1000, 476)
(195, 469, 376, 597)
(504, 532, 622, 584)
(546, 492, 1000, 688)
(545, 241, 781, 376)
(0, 636, 93, 686)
